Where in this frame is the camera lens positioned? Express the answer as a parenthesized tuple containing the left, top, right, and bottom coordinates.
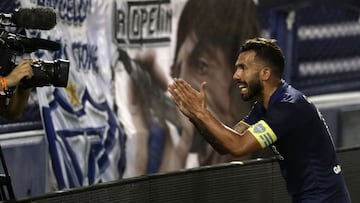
(20, 59, 70, 88)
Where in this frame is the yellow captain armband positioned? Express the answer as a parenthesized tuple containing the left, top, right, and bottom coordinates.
(248, 120, 278, 148)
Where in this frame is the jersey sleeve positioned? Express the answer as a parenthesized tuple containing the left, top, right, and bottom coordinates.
(242, 102, 263, 125)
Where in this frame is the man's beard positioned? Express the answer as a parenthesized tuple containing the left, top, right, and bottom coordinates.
(241, 78, 263, 102)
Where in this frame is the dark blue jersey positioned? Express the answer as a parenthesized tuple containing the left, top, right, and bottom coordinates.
(243, 81, 351, 203)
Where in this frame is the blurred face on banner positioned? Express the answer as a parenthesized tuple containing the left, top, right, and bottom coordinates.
(171, 0, 260, 126)
(173, 32, 235, 125)
(170, 0, 261, 165)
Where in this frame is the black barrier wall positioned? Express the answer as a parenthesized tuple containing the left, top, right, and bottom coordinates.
(16, 147, 360, 203)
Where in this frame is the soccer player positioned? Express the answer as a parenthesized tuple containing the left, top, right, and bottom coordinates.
(168, 38, 351, 202)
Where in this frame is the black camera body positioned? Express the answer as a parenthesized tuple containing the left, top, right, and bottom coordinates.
(0, 46, 69, 89)
(22, 59, 69, 88)
(0, 7, 70, 89)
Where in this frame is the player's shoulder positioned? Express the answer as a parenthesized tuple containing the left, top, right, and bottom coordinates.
(271, 82, 301, 104)
(278, 82, 310, 106)
(270, 83, 314, 116)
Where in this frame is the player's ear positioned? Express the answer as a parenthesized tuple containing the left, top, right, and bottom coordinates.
(260, 66, 271, 80)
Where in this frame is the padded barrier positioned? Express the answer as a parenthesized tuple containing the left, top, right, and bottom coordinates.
(15, 146, 360, 203)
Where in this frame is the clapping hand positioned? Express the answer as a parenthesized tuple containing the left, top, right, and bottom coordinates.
(168, 78, 207, 120)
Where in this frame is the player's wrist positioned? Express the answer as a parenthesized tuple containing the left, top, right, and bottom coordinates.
(194, 108, 211, 122)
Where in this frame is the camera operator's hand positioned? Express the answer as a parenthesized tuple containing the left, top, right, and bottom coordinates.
(5, 59, 34, 88)
(0, 59, 34, 119)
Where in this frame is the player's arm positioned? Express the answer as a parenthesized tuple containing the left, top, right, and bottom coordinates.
(168, 79, 263, 156)
(190, 109, 262, 156)
(233, 120, 251, 134)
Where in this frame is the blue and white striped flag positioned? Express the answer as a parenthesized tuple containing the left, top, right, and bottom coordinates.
(40, 87, 126, 189)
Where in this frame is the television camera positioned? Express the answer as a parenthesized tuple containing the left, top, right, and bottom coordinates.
(0, 7, 69, 90)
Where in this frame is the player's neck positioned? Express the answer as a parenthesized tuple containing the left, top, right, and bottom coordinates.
(261, 79, 282, 110)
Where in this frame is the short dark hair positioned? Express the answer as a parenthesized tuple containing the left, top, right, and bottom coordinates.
(239, 38, 285, 77)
